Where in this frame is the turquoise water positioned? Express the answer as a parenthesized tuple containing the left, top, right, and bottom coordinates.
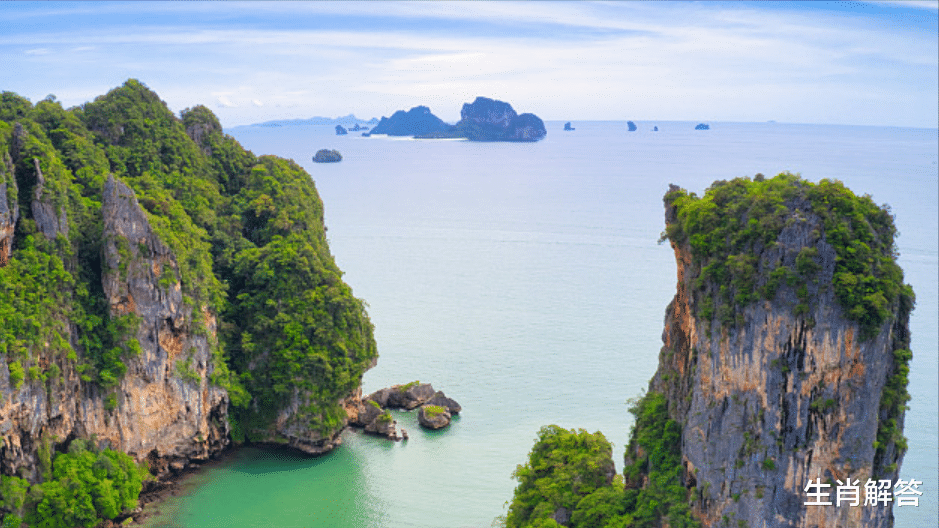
(142, 121, 938, 528)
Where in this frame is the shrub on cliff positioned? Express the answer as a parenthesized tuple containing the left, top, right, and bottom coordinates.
(662, 173, 912, 339)
(622, 392, 699, 528)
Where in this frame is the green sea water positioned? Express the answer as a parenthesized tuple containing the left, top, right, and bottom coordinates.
(141, 121, 938, 528)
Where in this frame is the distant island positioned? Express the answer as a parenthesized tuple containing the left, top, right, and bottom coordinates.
(695, 123, 710, 130)
(627, 121, 638, 131)
(245, 114, 378, 128)
(368, 97, 546, 142)
(564, 122, 575, 131)
(368, 105, 451, 137)
(313, 149, 342, 162)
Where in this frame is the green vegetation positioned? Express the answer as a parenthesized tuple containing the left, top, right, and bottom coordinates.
(1, 80, 376, 506)
(422, 405, 446, 418)
(0, 439, 149, 528)
(398, 380, 420, 392)
(622, 392, 699, 528)
(505, 426, 624, 528)
(663, 173, 912, 339)
(502, 398, 700, 528)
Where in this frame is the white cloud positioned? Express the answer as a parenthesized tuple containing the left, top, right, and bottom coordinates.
(252, 99, 263, 107)
(215, 94, 237, 108)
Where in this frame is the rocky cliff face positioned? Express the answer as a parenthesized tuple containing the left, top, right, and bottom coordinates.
(100, 174, 229, 474)
(0, 152, 17, 265)
(1, 86, 379, 519)
(632, 177, 912, 528)
(0, 174, 228, 482)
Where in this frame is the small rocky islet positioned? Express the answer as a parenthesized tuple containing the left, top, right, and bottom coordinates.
(312, 148, 342, 162)
(346, 382, 462, 440)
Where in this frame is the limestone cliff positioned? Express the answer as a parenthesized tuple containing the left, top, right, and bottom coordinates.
(0, 81, 376, 517)
(0, 173, 228, 483)
(0, 152, 17, 265)
(628, 174, 913, 528)
(100, 174, 229, 474)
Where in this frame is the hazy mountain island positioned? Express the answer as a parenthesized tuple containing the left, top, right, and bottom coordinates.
(369, 96, 547, 142)
(247, 114, 379, 128)
(504, 174, 912, 528)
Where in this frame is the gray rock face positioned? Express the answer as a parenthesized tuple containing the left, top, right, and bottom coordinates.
(386, 382, 436, 410)
(351, 399, 383, 428)
(363, 410, 401, 440)
(425, 391, 461, 414)
(100, 174, 230, 473)
(417, 405, 451, 429)
(638, 185, 909, 528)
(0, 175, 229, 483)
(367, 387, 394, 408)
(31, 158, 69, 239)
(0, 152, 18, 266)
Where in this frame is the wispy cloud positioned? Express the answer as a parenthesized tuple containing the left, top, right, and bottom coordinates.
(214, 94, 237, 108)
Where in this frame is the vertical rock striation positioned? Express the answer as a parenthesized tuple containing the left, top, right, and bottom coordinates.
(1, 82, 377, 525)
(0, 152, 17, 265)
(628, 175, 913, 528)
(0, 175, 228, 482)
(100, 174, 229, 475)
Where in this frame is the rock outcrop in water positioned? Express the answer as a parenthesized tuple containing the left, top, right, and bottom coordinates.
(313, 149, 342, 163)
(695, 123, 710, 130)
(624, 174, 913, 528)
(418, 405, 451, 429)
(347, 382, 461, 439)
(335, 125, 347, 135)
(627, 121, 638, 131)
(564, 122, 575, 131)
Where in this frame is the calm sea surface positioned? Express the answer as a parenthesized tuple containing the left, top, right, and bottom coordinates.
(141, 121, 938, 528)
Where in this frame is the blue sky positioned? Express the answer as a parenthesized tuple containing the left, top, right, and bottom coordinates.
(1, 1, 936, 127)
